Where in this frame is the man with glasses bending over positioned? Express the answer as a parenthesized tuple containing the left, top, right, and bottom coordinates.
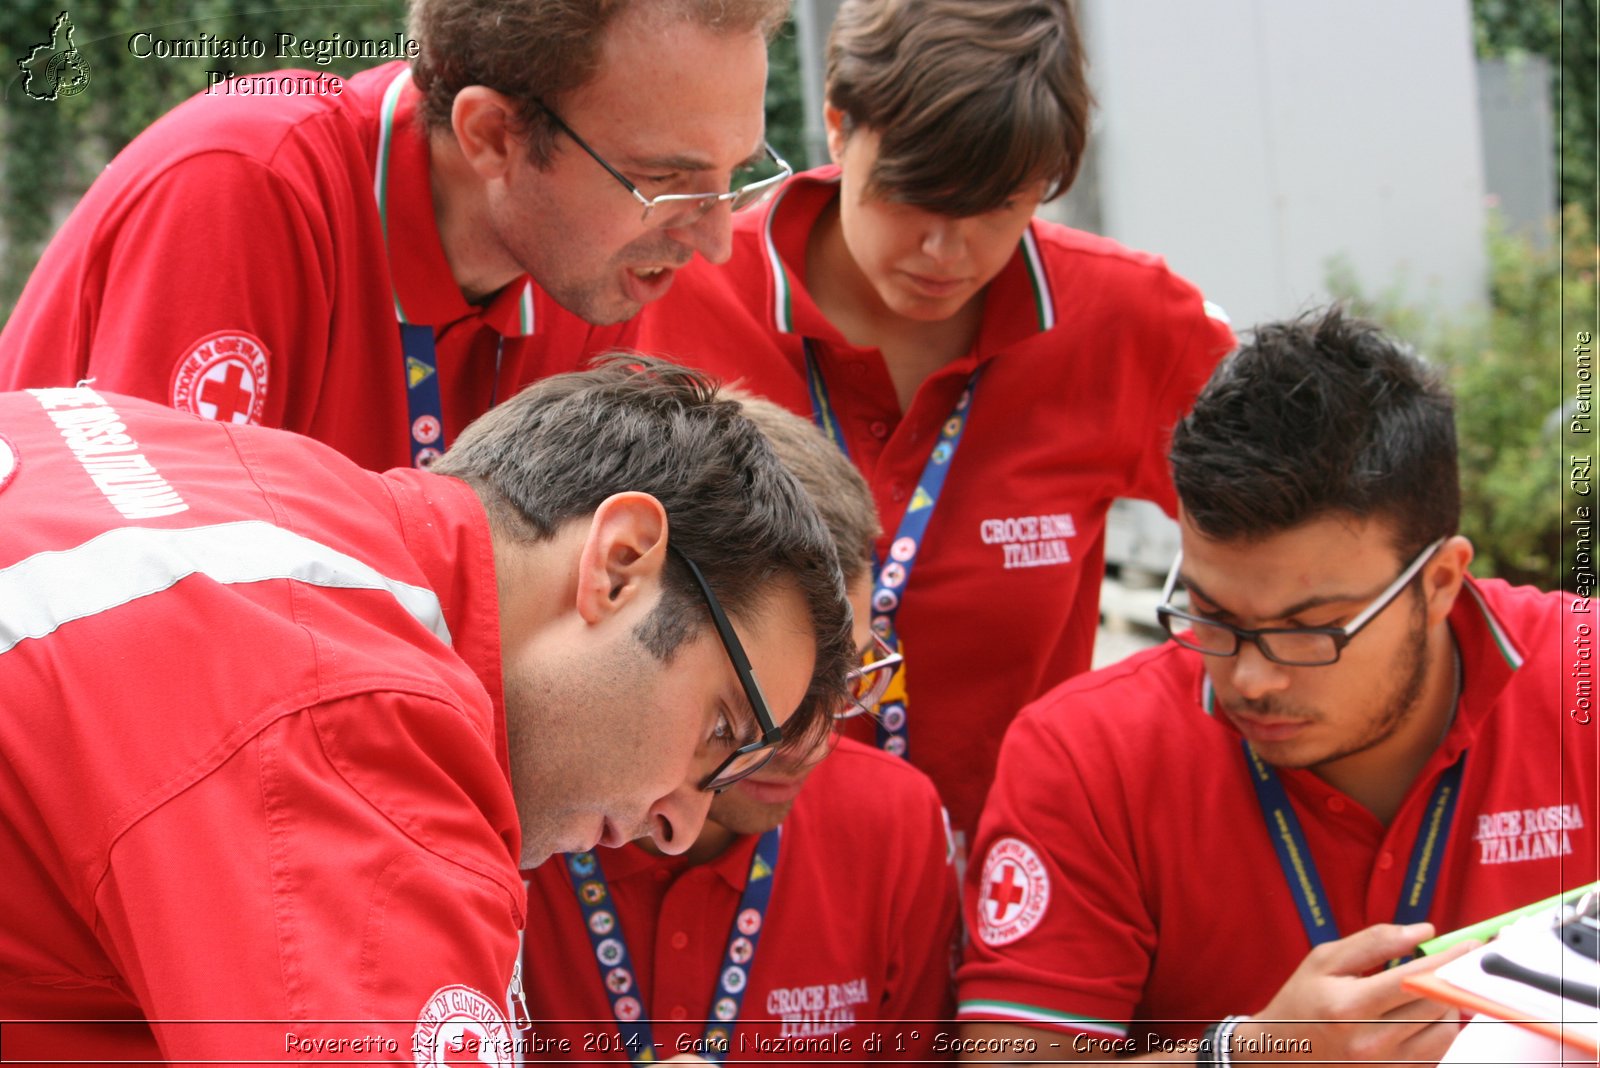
(0, 0, 792, 474)
(0, 359, 852, 1063)
(955, 307, 1596, 1065)
(520, 395, 959, 1061)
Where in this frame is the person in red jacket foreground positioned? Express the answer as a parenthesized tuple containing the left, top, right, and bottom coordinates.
(628, 0, 1236, 852)
(0, 359, 852, 1064)
(957, 307, 1596, 1065)
(522, 396, 958, 1061)
(0, 0, 793, 472)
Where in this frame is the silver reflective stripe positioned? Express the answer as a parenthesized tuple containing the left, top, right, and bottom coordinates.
(0, 519, 451, 656)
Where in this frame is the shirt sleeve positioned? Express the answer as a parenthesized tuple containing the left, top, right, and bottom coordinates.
(955, 705, 1153, 1041)
(1126, 288, 1236, 513)
(91, 691, 525, 1064)
(56, 153, 333, 431)
(876, 790, 960, 1060)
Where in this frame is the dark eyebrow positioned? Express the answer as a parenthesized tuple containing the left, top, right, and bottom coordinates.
(628, 152, 714, 173)
(627, 143, 766, 176)
(1181, 573, 1381, 624)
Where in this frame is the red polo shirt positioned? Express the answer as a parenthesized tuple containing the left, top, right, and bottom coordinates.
(520, 739, 959, 1061)
(0, 63, 625, 472)
(957, 580, 1597, 1046)
(629, 168, 1236, 840)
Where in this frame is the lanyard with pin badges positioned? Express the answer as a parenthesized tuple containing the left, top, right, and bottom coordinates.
(803, 339, 981, 760)
(564, 828, 781, 1063)
(376, 67, 520, 467)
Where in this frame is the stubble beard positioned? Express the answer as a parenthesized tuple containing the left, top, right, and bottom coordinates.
(1241, 597, 1433, 772)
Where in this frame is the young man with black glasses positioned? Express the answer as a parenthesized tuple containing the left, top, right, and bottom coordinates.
(955, 307, 1595, 1065)
(520, 396, 959, 1061)
(0, 360, 852, 1064)
(1, 0, 791, 474)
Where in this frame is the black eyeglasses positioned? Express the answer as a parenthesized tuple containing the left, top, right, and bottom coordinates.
(1155, 537, 1445, 667)
(668, 545, 783, 791)
(538, 103, 792, 230)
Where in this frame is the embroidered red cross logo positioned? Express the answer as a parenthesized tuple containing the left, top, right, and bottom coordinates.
(444, 1026, 486, 1066)
(988, 862, 1026, 921)
(200, 362, 254, 423)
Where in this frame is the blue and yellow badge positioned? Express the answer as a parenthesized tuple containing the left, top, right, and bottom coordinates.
(405, 355, 436, 387)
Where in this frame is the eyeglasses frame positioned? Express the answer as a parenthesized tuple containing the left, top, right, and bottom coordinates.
(1154, 536, 1447, 667)
(837, 632, 903, 720)
(537, 103, 793, 229)
(666, 545, 783, 791)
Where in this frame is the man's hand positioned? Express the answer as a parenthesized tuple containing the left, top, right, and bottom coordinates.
(1235, 922, 1477, 1067)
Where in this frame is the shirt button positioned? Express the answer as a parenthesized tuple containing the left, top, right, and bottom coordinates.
(891, 484, 906, 502)
(1327, 796, 1346, 813)
(1377, 851, 1395, 870)
(869, 420, 889, 439)
(670, 931, 689, 951)
(670, 1006, 688, 1021)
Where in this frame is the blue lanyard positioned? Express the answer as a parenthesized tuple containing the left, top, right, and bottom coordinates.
(802, 340, 981, 759)
(399, 324, 448, 467)
(564, 828, 781, 1064)
(1244, 741, 1466, 962)
(375, 70, 449, 470)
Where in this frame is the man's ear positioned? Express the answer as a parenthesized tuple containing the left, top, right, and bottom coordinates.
(573, 493, 670, 625)
(1422, 534, 1474, 628)
(823, 104, 849, 164)
(452, 86, 522, 181)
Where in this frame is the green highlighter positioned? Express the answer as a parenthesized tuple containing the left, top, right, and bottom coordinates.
(1419, 881, 1600, 955)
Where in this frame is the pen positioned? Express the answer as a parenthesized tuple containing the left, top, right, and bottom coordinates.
(1480, 951, 1600, 1007)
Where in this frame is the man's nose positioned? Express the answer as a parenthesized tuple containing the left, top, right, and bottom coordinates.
(644, 781, 715, 855)
(1227, 639, 1293, 702)
(672, 201, 735, 265)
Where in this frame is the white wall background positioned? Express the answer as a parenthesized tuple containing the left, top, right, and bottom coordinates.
(1055, 0, 1489, 330)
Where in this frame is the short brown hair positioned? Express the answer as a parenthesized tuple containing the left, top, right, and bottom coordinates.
(410, 0, 791, 164)
(826, 0, 1093, 215)
(733, 394, 880, 587)
(433, 356, 853, 758)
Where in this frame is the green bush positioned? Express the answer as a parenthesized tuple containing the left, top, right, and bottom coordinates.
(1329, 205, 1598, 592)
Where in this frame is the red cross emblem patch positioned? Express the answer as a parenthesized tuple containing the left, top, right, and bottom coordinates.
(170, 331, 270, 425)
(412, 985, 514, 1067)
(976, 837, 1051, 946)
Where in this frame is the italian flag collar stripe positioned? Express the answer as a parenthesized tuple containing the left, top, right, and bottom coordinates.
(765, 181, 798, 334)
(1463, 580, 1524, 669)
(375, 67, 412, 325)
(1020, 225, 1055, 332)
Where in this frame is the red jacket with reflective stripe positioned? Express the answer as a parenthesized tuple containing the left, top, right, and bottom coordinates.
(0, 387, 523, 1063)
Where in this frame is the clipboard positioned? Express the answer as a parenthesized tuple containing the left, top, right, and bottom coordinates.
(1404, 898, 1600, 1056)
(1404, 968, 1598, 1056)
